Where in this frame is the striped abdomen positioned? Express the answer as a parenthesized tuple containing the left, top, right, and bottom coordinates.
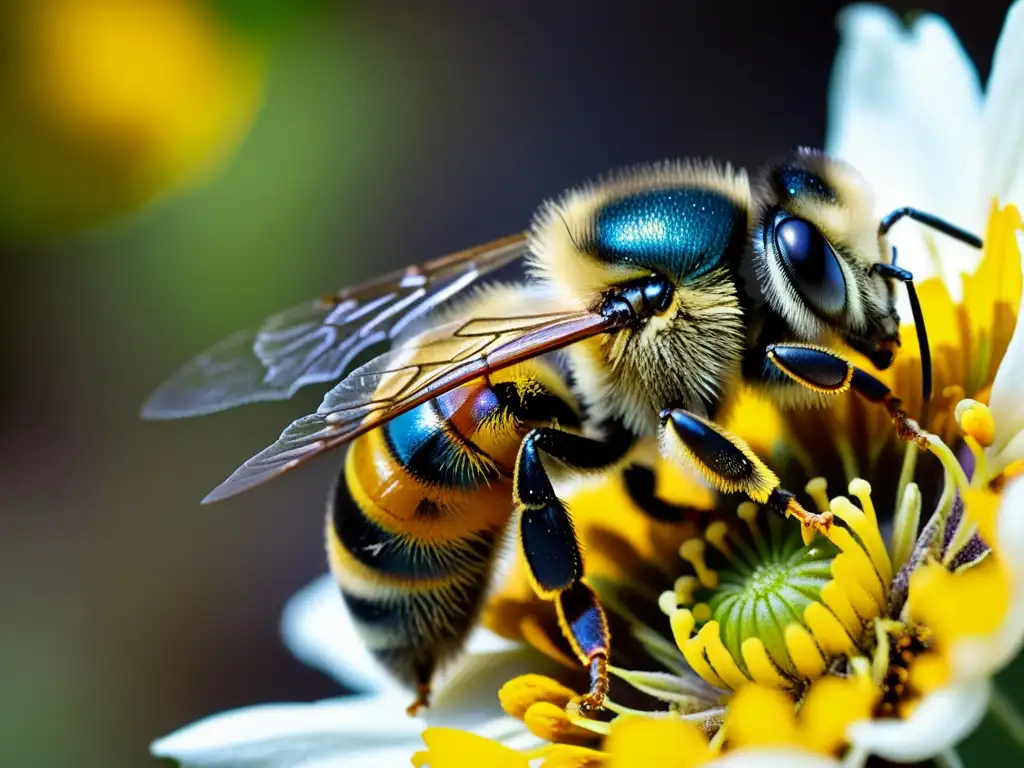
(326, 361, 579, 696)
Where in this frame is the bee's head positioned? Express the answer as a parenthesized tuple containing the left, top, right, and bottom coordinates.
(751, 148, 901, 370)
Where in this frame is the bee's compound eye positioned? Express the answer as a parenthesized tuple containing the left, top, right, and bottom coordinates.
(774, 217, 846, 315)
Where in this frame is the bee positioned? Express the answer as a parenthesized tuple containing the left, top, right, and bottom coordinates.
(142, 148, 982, 715)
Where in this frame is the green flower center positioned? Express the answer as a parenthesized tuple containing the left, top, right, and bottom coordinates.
(700, 515, 838, 678)
(661, 484, 890, 692)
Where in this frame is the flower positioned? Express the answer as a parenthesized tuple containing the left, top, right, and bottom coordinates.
(411, 203, 1024, 768)
(826, 1, 1024, 306)
(152, 4, 1024, 767)
(150, 575, 552, 768)
(412, 0, 1024, 754)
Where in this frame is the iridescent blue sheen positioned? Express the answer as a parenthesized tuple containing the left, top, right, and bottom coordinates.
(773, 167, 836, 203)
(594, 189, 744, 281)
(383, 402, 487, 489)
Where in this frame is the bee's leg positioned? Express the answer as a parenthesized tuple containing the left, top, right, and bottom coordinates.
(622, 464, 704, 523)
(766, 343, 930, 449)
(658, 407, 833, 540)
(513, 427, 633, 714)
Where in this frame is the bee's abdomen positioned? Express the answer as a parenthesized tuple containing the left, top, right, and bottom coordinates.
(327, 381, 516, 690)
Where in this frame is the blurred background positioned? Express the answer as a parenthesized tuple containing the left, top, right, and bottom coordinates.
(0, 1, 1017, 766)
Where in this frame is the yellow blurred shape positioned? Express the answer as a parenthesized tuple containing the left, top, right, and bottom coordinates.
(3, 0, 264, 238)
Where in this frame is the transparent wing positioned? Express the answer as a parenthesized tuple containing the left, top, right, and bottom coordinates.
(141, 233, 530, 419)
(202, 307, 620, 503)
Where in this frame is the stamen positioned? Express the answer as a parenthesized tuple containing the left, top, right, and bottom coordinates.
(700, 622, 752, 690)
(674, 576, 701, 605)
(803, 602, 855, 655)
(927, 434, 971, 524)
(705, 521, 731, 556)
(891, 482, 922, 574)
(658, 591, 678, 617)
(831, 554, 882, 620)
(670, 608, 696, 649)
(955, 399, 995, 447)
(820, 581, 863, 637)
(805, 477, 832, 514)
(692, 603, 712, 622)
(679, 540, 718, 588)
(737, 501, 760, 538)
(823, 506, 887, 606)
(681, 635, 727, 689)
(740, 638, 790, 688)
(784, 624, 827, 678)
(836, 486, 893, 584)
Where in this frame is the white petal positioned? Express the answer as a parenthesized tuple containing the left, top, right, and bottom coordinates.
(826, 4, 985, 301)
(280, 574, 401, 694)
(151, 695, 422, 768)
(847, 679, 990, 762)
(987, 232, 1024, 461)
(983, 0, 1024, 207)
(953, 476, 1024, 677)
(709, 747, 840, 768)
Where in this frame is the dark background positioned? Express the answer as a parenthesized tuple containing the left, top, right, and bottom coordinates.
(0, 2, 1013, 766)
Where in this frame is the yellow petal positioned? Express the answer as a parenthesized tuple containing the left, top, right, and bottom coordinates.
(417, 727, 529, 768)
(725, 685, 800, 748)
(907, 561, 1011, 651)
(605, 715, 711, 768)
(799, 676, 875, 755)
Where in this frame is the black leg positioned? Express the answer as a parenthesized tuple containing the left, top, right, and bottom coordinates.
(512, 426, 633, 713)
(621, 464, 704, 523)
(767, 343, 930, 448)
(659, 407, 833, 539)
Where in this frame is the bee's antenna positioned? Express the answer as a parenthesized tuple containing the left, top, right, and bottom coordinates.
(879, 207, 983, 248)
(876, 208, 984, 404)
(873, 257, 932, 403)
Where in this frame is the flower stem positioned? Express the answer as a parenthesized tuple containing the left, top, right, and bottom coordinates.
(989, 686, 1024, 750)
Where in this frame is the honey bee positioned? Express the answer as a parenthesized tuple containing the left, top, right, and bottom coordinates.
(142, 149, 982, 715)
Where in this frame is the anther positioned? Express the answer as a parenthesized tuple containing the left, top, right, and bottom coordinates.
(803, 602, 854, 655)
(805, 477, 831, 514)
(682, 634, 727, 689)
(784, 624, 826, 678)
(740, 637, 790, 688)
(658, 590, 678, 617)
(737, 501, 760, 537)
(680, 540, 718, 588)
(670, 608, 696, 649)
(674, 575, 701, 605)
(700, 621, 752, 690)
(955, 399, 995, 447)
(692, 602, 712, 622)
(705, 520, 732, 556)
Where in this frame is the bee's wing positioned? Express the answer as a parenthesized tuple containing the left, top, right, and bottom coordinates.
(202, 306, 620, 503)
(141, 233, 530, 419)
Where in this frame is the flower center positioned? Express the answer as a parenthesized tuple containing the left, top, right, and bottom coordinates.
(661, 479, 893, 692)
(876, 626, 933, 719)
